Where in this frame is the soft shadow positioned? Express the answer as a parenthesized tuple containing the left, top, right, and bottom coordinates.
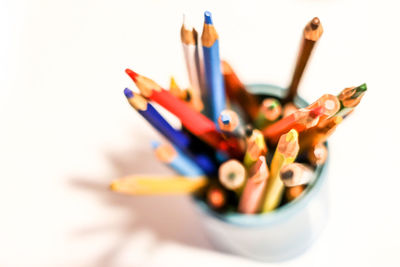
(68, 132, 212, 267)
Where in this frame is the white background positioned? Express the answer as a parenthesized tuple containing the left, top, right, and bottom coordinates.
(1, 0, 399, 266)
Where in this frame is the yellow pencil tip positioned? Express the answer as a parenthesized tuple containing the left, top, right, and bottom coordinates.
(335, 116, 343, 124)
(286, 129, 298, 142)
(110, 182, 119, 191)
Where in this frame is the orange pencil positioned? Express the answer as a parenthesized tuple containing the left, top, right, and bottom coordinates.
(285, 185, 305, 202)
(299, 115, 343, 152)
(307, 143, 328, 165)
(221, 60, 259, 120)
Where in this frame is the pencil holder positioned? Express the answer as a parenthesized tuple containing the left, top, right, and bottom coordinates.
(193, 84, 330, 262)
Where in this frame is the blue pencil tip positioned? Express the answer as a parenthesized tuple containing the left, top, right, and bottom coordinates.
(204, 11, 213, 24)
(151, 140, 161, 149)
(124, 88, 134, 98)
(221, 113, 231, 125)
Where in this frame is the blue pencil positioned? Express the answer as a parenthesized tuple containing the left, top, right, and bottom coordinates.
(124, 88, 216, 174)
(152, 141, 205, 177)
(201, 11, 226, 123)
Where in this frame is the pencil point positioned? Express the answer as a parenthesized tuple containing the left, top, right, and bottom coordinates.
(204, 11, 213, 24)
(286, 129, 298, 142)
(124, 88, 134, 98)
(245, 125, 253, 137)
(311, 17, 320, 30)
(281, 170, 294, 180)
(221, 113, 231, 125)
(357, 83, 367, 92)
(309, 106, 324, 118)
(125, 68, 138, 82)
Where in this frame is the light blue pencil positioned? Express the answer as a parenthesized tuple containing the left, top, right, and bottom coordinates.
(201, 11, 226, 123)
(152, 141, 205, 177)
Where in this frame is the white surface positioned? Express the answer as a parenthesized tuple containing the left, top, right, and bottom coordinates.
(1, 0, 399, 266)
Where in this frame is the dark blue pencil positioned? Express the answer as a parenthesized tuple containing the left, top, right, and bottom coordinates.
(201, 11, 226, 124)
(124, 88, 217, 174)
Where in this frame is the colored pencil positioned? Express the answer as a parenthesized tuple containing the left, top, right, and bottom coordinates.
(238, 156, 269, 214)
(221, 60, 259, 120)
(217, 109, 243, 137)
(125, 70, 243, 158)
(299, 115, 343, 152)
(307, 94, 341, 120)
(285, 185, 305, 202)
(111, 175, 208, 195)
(243, 128, 267, 168)
(169, 76, 187, 101)
(282, 103, 298, 117)
(207, 186, 227, 209)
(218, 159, 246, 192)
(307, 143, 328, 166)
(280, 163, 314, 187)
(285, 17, 323, 103)
(262, 106, 325, 145)
(152, 141, 205, 177)
(262, 129, 300, 212)
(201, 11, 226, 123)
(181, 15, 205, 112)
(124, 88, 216, 174)
(336, 83, 367, 118)
(254, 98, 282, 128)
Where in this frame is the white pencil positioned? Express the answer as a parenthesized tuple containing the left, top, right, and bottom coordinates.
(181, 14, 204, 112)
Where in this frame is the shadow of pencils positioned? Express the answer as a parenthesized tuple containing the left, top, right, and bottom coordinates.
(68, 140, 212, 266)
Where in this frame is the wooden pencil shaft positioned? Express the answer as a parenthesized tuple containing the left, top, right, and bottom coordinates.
(111, 176, 208, 195)
(262, 130, 299, 212)
(221, 61, 260, 120)
(239, 156, 269, 214)
(285, 18, 323, 103)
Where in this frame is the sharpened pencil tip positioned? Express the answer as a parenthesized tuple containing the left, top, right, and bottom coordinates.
(204, 11, 213, 24)
(221, 113, 231, 125)
(245, 125, 253, 137)
(311, 17, 320, 29)
(357, 83, 367, 92)
(125, 68, 138, 82)
(286, 129, 298, 143)
(124, 88, 134, 98)
(309, 106, 324, 118)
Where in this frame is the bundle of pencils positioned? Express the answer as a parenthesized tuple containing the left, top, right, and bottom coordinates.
(111, 12, 367, 214)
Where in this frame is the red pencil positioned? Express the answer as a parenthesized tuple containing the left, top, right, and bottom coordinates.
(126, 68, 243, 158)
(262, 106, 324, 145)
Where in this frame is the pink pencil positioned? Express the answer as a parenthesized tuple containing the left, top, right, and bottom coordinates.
(238, 156, 269, 214)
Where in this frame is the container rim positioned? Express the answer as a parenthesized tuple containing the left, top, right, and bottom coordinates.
(192, 83, 329, 227)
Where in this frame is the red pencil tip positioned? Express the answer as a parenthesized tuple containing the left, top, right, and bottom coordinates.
(309, 106, 324, 118)
(125, 68, 138, 82)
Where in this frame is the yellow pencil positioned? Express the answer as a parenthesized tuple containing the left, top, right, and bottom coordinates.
(110, 175, 208, 195)
(262, 129, 300, 212)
